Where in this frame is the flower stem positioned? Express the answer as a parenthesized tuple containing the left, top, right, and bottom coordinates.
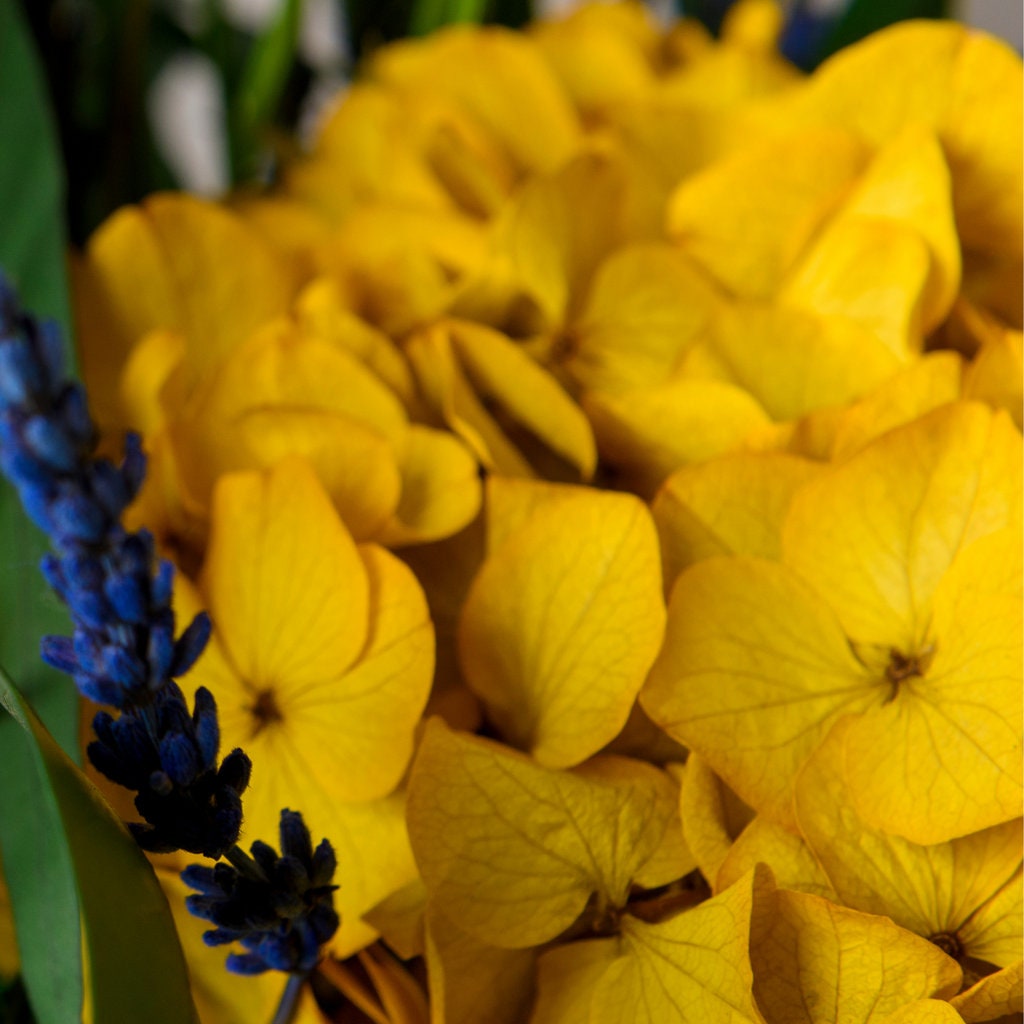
(270, 974, 305, 1024)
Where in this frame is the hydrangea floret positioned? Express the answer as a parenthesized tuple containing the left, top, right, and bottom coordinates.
(0, 274, 339, 975)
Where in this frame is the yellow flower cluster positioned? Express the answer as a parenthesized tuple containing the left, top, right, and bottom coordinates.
(69, 2, 1021, 1021)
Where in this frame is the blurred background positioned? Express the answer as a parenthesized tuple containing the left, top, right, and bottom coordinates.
(15, 0, 1024, 245)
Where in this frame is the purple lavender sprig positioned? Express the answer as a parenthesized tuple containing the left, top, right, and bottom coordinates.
(185, 810, 340, 975)
(0, 273, 338, 975)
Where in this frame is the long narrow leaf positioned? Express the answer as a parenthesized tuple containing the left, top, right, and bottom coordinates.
(0, 697, 80, 1024)
(231, 0, 304, 179)
(0, 1, 78, 757)
(0, 673, 200, 1024)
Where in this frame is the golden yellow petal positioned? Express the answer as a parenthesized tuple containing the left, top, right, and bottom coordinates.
(423, 903, 536, 1024)
(459, 480, 664, 766)
(406, 720, 679, 949)
(750, 889, 962, 1023)
(667, 129, 868, 299)
(652, 451, 821, 588)
(592, 865, 772, 1024)
(642, 556, 876, 827)
(203, 458, 370, 690)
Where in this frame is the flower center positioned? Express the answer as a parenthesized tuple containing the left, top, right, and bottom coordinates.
(550, 326, 580, 364)
(928, 931, 964, 961)
(884, 642, 936, 695)
(248, 688, 284, 737)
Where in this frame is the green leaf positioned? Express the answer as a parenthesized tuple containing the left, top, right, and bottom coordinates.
(0, 672, 200, 1024)
(0, 1, 78, 757)
(817, 0, 949, 63)
(409, 0, 489, 36)
(0, 4, 72, 337)
(230, 0, 304, 180)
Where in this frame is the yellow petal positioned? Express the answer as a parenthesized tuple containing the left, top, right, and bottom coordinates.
(786, 21, 1023, 261)
(706, 302, 904, 421)
(795, 718, 1023, 960)
(295, 277, 419, 411)
(362, 878, 428, 961)
(281, 543, 433, 801)
(371, 25, 580, 176)
(667, 129, 868, 299)
(223, 412, 403, 541)
(72, 207, 179, 433)
(781, 217, 932, 359)
(963, 327, 1024, 430)
(448, 319, 596, 478)
(827, 352, 964, 461)
(530, 2, 657, 119)
(423, 903, 536, 1024)
(319, 791, 421, 959)
(602, 702, 689, 766)
(833, 125, 960, 332)
(782, 402, 1022, 653)
(569, 243, 722, 394)
(140, 193, 297, 378)
(717, 816, 834, 900)
(203, 457, 370, 689)
(632, 764, 695, 890)
(418, 101, 521, 219)
(607, 100, 751, 238)
(721, 0, 785, 51)
(460, 478, 664, 766)
(642, 557, 877, 827)
(123, 424, 208, 559)
(652, 451, 821, 588)
(942, 30, 1023, 262)
(357, 945, 430, 1024)
(405, 323, 534, 477)
(583, 378, 772, 495)
(661, 10, 799, 109)
(839, 542, 1023, 842)
(292, 84, 445, 220)
(319, 204, 487, 337)
(531, 939, 620, 1024)
(398, 516, 486, 719)
(118, 328, 186, 435)
(176, 565, 419, 960)
(958, 866, 1023, 970)
(678, 753, 755, 889)
(376, 425, 482, 547)
(951, 961, 1023, 1023)
(454, 149, 628, 331)
(592, 865, 772, 1024)
(230, 191, 332, 272)
(878, 1002, 966, 1024)
(749, 888, 962, 1023)
(406, 719, 679, 948)
(206, 318, 409, 446)
(172, 319, 408, 539)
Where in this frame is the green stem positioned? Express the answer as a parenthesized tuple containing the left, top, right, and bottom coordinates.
(409, 0, 489, 36)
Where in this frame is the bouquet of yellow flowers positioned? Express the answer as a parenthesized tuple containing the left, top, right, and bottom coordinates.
(0, 1, 1020, 1022)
